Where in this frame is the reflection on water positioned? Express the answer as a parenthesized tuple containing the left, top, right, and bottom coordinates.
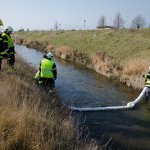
(16, 45, 150, 150)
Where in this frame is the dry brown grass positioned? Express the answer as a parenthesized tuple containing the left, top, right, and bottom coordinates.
(45, 45, 55, 52)
(55, 46, 73, 59)
(122, 58, 148, 76)
(23, 39, 47, 51)
(0, 57, 98, 150)
(120, 58, 149, 88)
(91, 52, 118, 77)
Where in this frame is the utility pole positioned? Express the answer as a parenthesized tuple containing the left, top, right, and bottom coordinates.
(60, 24, 61, 30)
(84, 19, 86, 30)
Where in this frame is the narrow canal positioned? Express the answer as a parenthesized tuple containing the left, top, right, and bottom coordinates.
(16, 45, 150, 150)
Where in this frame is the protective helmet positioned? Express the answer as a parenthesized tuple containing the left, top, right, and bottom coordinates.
(45, 52, 54, 59)
(5, 26, 13, 33)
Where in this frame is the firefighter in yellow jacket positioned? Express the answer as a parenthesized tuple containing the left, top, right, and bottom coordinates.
(2, 26, 15, 71)
(0, 28, 4, 70)
(144, 66, 150, 100)
(35, 52, 57, 91)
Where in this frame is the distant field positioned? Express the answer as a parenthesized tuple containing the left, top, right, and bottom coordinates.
(14, 29, 150, 65)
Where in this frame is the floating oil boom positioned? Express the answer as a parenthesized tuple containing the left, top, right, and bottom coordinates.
(66, 87, 148, 111)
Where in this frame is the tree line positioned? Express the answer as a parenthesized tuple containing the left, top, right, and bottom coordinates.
(0, 12, 148, 31)
(97, 12, 146, 29)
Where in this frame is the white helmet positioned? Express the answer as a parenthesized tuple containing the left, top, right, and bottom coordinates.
(5, 26, 13, 33)
(46, 52, 54, 59)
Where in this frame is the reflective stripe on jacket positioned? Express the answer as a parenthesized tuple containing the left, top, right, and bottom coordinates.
(2, 32, 14, 49)
(40, 58, 55, 78)
(145, 74, 150, 87)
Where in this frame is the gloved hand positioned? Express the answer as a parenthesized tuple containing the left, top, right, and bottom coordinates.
(4, 51, 8, 55)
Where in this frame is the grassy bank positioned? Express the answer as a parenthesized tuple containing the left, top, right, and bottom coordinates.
(0, 56, 98, 150)
(13, 29, 150, 89)
(13, 29, 150, 63)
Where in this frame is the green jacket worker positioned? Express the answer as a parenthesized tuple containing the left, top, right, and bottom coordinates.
(144, 66, 150, 101)
(145, 66, 150, 87)
(35, 52, 57, 90)
(0, 28, 4, 70)
(2, 26, 15, 71)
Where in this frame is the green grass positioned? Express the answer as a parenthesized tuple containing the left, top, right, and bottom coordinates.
(14, 29, 150, 65)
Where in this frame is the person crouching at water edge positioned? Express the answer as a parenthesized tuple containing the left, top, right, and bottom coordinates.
(144, 66, 150, 100)
(34, 52, 57, 93)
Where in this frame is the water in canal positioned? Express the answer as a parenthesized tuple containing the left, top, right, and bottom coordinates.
(16, 45, 150, 150)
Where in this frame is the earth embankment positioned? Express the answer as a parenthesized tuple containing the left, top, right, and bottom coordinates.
(13, 29, 150, 89)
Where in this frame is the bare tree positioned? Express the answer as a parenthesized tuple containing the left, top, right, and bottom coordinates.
(131, 14, 146, 29)
(113, 12, 125, 29)
(53, 21, 59, 31)
(97, 15, 107, 28)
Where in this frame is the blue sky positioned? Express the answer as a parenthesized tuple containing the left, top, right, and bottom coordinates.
(0, 0, 150, 30)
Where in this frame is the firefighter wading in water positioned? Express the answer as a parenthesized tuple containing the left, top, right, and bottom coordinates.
(2, 26, 15, 71)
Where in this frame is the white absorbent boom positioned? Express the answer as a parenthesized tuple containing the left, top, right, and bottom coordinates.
(67, 87, 148, 111)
